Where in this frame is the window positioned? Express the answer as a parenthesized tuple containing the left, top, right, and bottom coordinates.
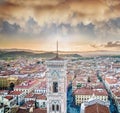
(56, 105, 59, 111)
(53, 82, 58, 93)
(52, 105, 55, 111)
(43, 102, 45, 107)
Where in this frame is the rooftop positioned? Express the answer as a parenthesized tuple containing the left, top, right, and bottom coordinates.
(9, 91, 23, 95)
(17, 108, 47, 113)
(4, 96, 13, 100)
(25, 93, 47, 100)
(105, 77, 118, 84)
(15, 79, 39, 89)
(85, 103, 110, 113)
(74, 88, 108, 96)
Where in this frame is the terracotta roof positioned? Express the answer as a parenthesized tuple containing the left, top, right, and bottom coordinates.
(85, 103, 110, 113)
(9, 91, 23, 95)
(74, 88, 108, 96)
(17, 108, 47, 113)
(25, 93, 34, 98)
(113, 91, 120, 97)
(25, 93, 47, 100)
(36, 94, 47, 100)
(105, 77, 118, 84)
(4, 96, 13, 100)
(37, 81, 46, 89)
(33, 108, 47, 113)
(21, 100, 35, 108)
(15, 79, 39, 89)
(93, 83, 105, 89)
(16, 108, 28, 113)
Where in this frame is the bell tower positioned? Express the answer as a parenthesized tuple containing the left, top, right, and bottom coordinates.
(46, 41, 67, 113)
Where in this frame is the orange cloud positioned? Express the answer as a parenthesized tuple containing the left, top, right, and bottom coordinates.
(0, 0, 120, 26)
(0, 0, 120, 51)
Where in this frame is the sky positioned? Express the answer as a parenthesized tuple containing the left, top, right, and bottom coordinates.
(0, 0, 120, 52)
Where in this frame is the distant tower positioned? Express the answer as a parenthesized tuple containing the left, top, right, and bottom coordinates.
(46, 41, 67, 113)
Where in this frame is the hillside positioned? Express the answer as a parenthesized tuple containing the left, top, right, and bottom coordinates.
(0, 50, 82, 60)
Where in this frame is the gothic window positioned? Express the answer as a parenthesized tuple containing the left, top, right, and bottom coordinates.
(52, 104, 55, 111)
(56, 105, 59, 111)
(52, 71, 59, 78)
(53, 82, 58, 93)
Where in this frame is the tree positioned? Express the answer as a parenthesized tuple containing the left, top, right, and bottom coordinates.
(77, 83, 82, 88)
(9, 82, 15, 91)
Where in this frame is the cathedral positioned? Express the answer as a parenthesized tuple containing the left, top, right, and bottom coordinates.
(46, 42, 67, 113)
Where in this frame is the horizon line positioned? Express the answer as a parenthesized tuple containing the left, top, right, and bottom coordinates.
(0, 48, 120, 53)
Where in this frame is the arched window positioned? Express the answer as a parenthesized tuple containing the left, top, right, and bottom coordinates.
(52, 104, 55, 111)
(56, 105, 59, 111)
(52, 71, 59, 78)
(53, 82, 58, 93)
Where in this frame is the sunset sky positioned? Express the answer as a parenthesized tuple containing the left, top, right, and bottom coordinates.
(0, 0, 120, 51)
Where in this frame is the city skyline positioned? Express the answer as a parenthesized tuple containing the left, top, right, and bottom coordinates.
(0, 0, 120, 52)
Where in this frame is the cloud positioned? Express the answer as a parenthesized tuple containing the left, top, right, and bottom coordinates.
(94, 17, 120, 42)
(7, 0, 65, 6)
(104, 41, 120, 48)
(22, 17, 41, 35)
(0, 0, 5, 4)
(0, 20, 20, 34)
(0, 16, 96, 40)
(0, 0, 120, 47)
(33, 0, 120, 26)
(90, 40, 120, 50)
(90, 44, 99, 48)
(0, 0, 120, 27)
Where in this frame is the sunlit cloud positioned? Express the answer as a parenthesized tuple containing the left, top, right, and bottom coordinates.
(0, 0, 120, 51)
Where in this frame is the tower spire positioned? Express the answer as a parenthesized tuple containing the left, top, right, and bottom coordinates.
(56, 40, 58, 58)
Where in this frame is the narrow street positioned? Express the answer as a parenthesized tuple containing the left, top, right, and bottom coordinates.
(67, 84, 80, 113)
(103, 83, 118, 113)
(97, 72, 119, 113)
(109, 96, 119, 113)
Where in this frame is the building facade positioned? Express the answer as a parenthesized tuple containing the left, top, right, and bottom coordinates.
(46, 56, 67, 113)
(74, 88, 108, 105)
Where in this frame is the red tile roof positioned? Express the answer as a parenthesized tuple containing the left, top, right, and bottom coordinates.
(21, 100, 35, 108)
(85, 103, 110, 113)
(17, 108, 47, 113)
(9, 91, 23, 95)
(16, 108, 28, 113)
(113, 91, 120, 97)
(36, 94, 47, 100)
(4, 96, 13, 100)
(15, 79, 39, 89)
(33, 108, 47, 113)
(25, 93, 47, 100)
(105, 77, 118, 84)
(74, 88, 108, 96)
(37, 81, 46, 89)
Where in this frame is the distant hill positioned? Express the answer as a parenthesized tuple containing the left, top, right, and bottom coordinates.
(0, 49, 120, 60)
(61, 54, 81, 58)
(0, 50, 82, 60)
